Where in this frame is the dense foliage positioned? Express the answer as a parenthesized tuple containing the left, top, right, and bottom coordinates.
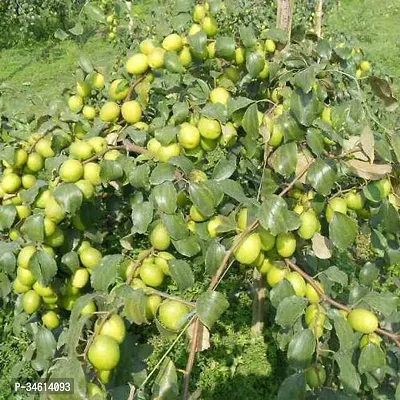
(0, 1, 399, 399)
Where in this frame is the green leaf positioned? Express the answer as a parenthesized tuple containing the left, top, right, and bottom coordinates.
(205, 241, 226, 275)
(242, 103, 260, 158)
(77, 53, 93, 73)
(306, 128, 325, 156)
(278, 373, 306, 400)
(34, 327, 56, 365)
(20, 180, 47, 204)
(188, 31, 208, 59)
(172, 102, 189, 125)
(269, 279, 296, 308)
(123, 287, 148, 325)
(201, 103, 228, 124)
(168, 156, 195, 175)
(169, 260, 195, 290)
(0, 272, 11, 298)
(358, 344, 386, 374)
(172, 235, 201, 257)
(363, 291, 398, 317)
(0, 205, 16, 231)
(212, 158, 236, 181)
(128, 164, 150, 188)
(287, 329, 316, 370)
(29, 251, 57, 286)
(21, 214, 44, 242)
(164, 51, 185, 74)
(215, 36, 236, 60)
(246, 52, 265, 78)
(54, 29, 69, 41)
(69, 22, 84, 36)
(306, 159, 337, 195)
(152, 182, 177, 214)
(196, 291, 229, 329)
(392, 131, 400, 163)
(291, 89, 322, 126)
(61, 252, 80, 274)
(335, 351, 361, 394)
(152, 357, 178, 400)
(91, 255, 123, 291)
(84, 3, 105, 22)
(240, 26, 257, 48)
(131, 202, 153, 234)
(0, 251, 16, 275)
(189, 183, 215, 217)
(218, 179, 250, 204)
(259, 195, 301, 236)
(293, 65, 320, 93)
(321, 266, 348, 287)
(377, 201, 400, 233)
(54, 183, 83, 215)
(270, 142, 297, 177)
(329, 213, 358, 249)
(276, 296, 308, 328)
(333, 315, 355, 352)
(227, 97, 254, 116)
(162, 213, 188, 240)
(100, 160, 124, 182)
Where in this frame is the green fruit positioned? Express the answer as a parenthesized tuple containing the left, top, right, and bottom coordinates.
(348, 308, 379, 334)
(359, 60, 371, 72)
(259, 62, 269, 79)
(83, 105, 96, 120)
(235, 47, 246, 65)
(286, 271, 306, 297)
(88, 137, 108, 154)
(1, 173, 21, 193)
(268, 124, 284, 147)
(150, 223, 171, 250)
(98, 314, 126, 344)
(179, 46, 192, 67)
(88, 335, 120, 370)
(306, 364, 326, 388)
(100, 101, 121, 122)
(189, 24, 202, 36)
(59, 159, 83, 182)
(148, 47, 166, 69)
(297, 210, 320, 240)
(200, 137, 217, 151)
(14, 148, 28, 167)
(158, 300, 190, 331)
(42, 311, 60, 329)
(178, 123, 201, 149)
(126, 53, 149, 75)
(305, 282, 324, 304)
(72, 268, 89, 288)
(233, 233, 261, 265)
(376, 178, 391, 198)
(16, 205, 31, 219)
(83, 162, 101, 185)
(16, 267, 36, 286)
(92, 73, 105, 89)
(139, 263, 164, 287)
(36, 189, 51, 208)
(33, 282, 55, 297)
(193, 4, 206, 22)
(258, 227, 276, 251)
(162, 33, 183, 52)
(146, 294, 162, 320)
(209, 87, 230, 106)
(326, 197, 347, 222)
(207, 41, 216, 58)
(130, 278, 147, 290)
(68, 95, 83, 113)
(76, 81, 91, 97)
(87, 382, 104, 398)
(276, 232, 296, 257)
(22, 290, 42, 314)
(158, 143, 180, 162)
(198, 117, 221, 139)
(264, 39, 276, 53)
(140, 38, 157, 55)
(22, 174, 36, 189)
(154, 252, 174, 276)
(27, 152, 44, 172)
(109, 79, 129, 101)
(103, 150, 121, 160)
(13, 278, 31, 294)
(44, 226, 65, 248)
(45, 197, 66, 224)
(359, 262, 379, 287)
(80, 247, 102, 269)
(69, 141, 94, 161)
(345, 190, 365, 210)
(35, 138, 55, 158)
(267, 265, 288, 287)
(42, 294, 58, 304)
(147, 138, 162, 156)
(321, 107, 332, 125)
(17, 246, 37, 269)
(81, 300, 97, 316)
(121, 100, 142, 124)
(201, 16, 218, 36)
(75, 179, 95, 199)
(189, 205, 207, 222)
(223, 66, 240, 83)
(207, 216, 223, 237)
(98, 369, 111, 384)
(258, 257, 275, 274)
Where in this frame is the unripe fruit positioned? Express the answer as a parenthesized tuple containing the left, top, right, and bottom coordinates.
(179, 46, 192, 67)
(265, 39, 276, 53)
(13, 278, 31, 294)
(68, 95, 83, 113)
(146, 294, 162, 320)
(109, 79, 129, 101)
(1, 173, 21, 193)
(207, 216, 223, 237)
(297, 210, 320, 240)
(348, 308, 379, 334)
(103, 149, 121, 160)
(80, 247, 102, 269)
(258, 227, 276, 251)
(345, 190, 365, 210)
(235, 47, 246, 65)
(150, 223, 171, 250)
(162, 33, 183, 52)
(189, 24, 202, 36)
(267, 265, 289, 287)
(17, 267, 36, 286)
(22, 174, 36, 189)
(193, 4, 206, 22)
(201, 16, 218, 36)
(45, 197, 66, 224)
(198, 117, 221, 140)
(59, 159, 83, 182)
(98, 369, 111, 384)
(130, 277, 147, 290)
(88, 335, 120, 370)
(44, 226, 65, 248)
(305, 282, 324, 303)
(233, 233, 262, 265)
(42, 293, 58, 304)
(35, 139, 54, 158)
(27, 152, 44, 172)
(139, 263, 164, 287)
(178, 123, 201, 149)
(189, 205, 207, 222)
(83, 162, 101, 185)
(326, 197, 347, 222)
(209, 87, 230, 106)
(140, 38, 157, 55)
(359, 60, 371, 72)
(81, 300, 97, 316)
(268, 124, 284, 147)
(92, 72, 105, 89)
(17, 246, 37, 269)
(259, 62, 269, 79)
(14, 148, 28, 167)
(69, 141, 94, 161)
(321, 107, 332, 125)
(158, 143, 180, 162)
(75, 179, 95, 199)
(82, 105, 96, 120)
(42, 311, 60, 329)
(16, 205, 31, 219)
(286, 272, 306, 297)
(98, 314, 126, 343)
(9, 228, 21, 241)
(148, 47, 166, 69)
(147, 138, 162, 156)
(376, 178, 391, 198)
(76, 81, 91, 97)
(276, 232, 296, 258)
(158, 300, 190, 331)
(121, 100, 142, 124)
(72, 268, 89, 288)
(23, 290, 42, 314)
(306, 364, 326, 388)
(154, 252, 174, 276)
(88, 137, 108, 155)
(126, 53, 149, 75)
(33, 282, 55, 297)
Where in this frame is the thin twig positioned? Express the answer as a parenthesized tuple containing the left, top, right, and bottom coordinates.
(124, 71, 150, 103)
(126, 248, 153, 285)
(280, 158, 315, 197)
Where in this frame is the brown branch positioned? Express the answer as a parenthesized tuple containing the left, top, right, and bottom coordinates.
(126, 248, 153, 285)
(183, 318, 201, 399)
(285, 259, 400, 347)
(314, 0, 323, 37)
(124, 72, 150, 103)
(280, 159, 315, 197)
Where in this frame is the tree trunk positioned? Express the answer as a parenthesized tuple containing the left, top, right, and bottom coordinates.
(315, 0, 323, 37)
(251, 268, 266, 336)
(276, 0, 294, 37)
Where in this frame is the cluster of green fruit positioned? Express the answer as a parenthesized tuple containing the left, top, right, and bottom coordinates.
(106, 13, 118, 41)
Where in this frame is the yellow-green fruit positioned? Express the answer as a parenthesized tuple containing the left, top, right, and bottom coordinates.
(97, 369, 111, 384)
(276, 232, 297, 258)
(16, 205, 31, 219)
(14, 148, 28, 167)
(150, 223, 171, 250)
(69, 141, 94, 161)
(207, 41, 216, 58)
(158, 300, 190, 331)
(26, 152, 44, 172)
(87, 382, 104, 398)
(179, 47, 192, 67)
(233, 233, 261, 265)
(59, 159, 83, 182)
(258, 257, 275, 274)
(146, 294, 162, 320)
(321, 107, 332, 124)
(33, 282, 54, 297)
(109, 79, 129, 101)
(103, 150, 121, 160)
(139, 263, 164, 287)
(126, 53, 149, 75)
(193, 4, 206, 22)
(259, 62, 269, 79)
(236, 208, 248, 230)
(22, 174, 36, 189)
(189, 24, 202, 36)
(17, 246, 36, 269)
(265, 39, 276, 53)
(360, 332, 382, 349)
(200, 137, 217, 151)
(36, 190, 51, 209)
(80, 247, 102, 269)
(1, 173, 21, 193)
(81, 300, 97, 316)
(83, 162, 101, 186)
(148, 47, 166, 69)
(209, 87, 230, 106)
(201, 16, 218, 36)
(92, 72, 105, 89)
(162, 33, 183, 52)
(154, 252, 174, 276)
(75, 179, 95, 199)
(348, 308, 379, 334)
(359, 60, 371, 72)
(298, 210, 320, 240)
(88, 335, 120, 370)
(68, 95, 83, 113)
(345, 190, 365, 210)
(140, 38, 157, 55)
(258, 227, 276, 251)
(158, 143, 180, 162)
(88, 137, 108, 155)
(9, 228, 21, 241)
(130, 277, 147, 290)
(235, 47, 246, 65)
(42, 293, 58, 304)
(376, 178, 391, 198)
(17, 267, 36, 286)
(72, 268, 89, 288)
(98, 314, 126, 344)
(45, 197, 65, 224)
(267, 265, 289, 287)
(207, 216, 223, 237)
(189, 205, 207, 222)
(305, 282, 324, 304)
(198, 117, 221, 139)
(223, 66, 240, 84)
(83, 105, 96, 120)
(147, 138, 162, 156)
(22, 290, 42, 314)
(178, 123, 201, 149)
(13, 278, 31, 294)
(35, 139, 54, 158)
(286, 271, 306, 297)
(306, 365, 326, 388)
(44, 226, 65, 248)
(326, 197, 347, 222)
(121, 100, 142, 124)
(76, 81, 91, 97)
(42, 311, 60, 329)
